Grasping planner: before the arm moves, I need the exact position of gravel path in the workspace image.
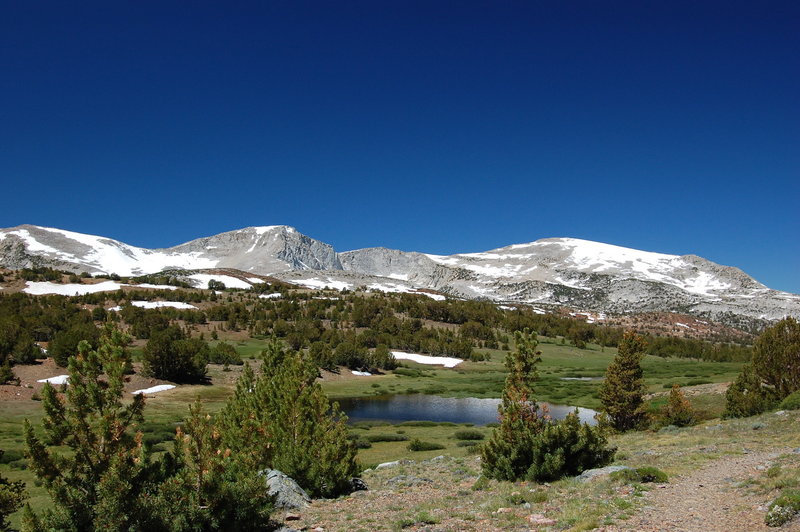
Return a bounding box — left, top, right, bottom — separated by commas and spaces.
605, 450, 800, 532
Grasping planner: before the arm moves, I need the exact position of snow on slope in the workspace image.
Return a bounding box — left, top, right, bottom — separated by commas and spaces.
23, 281, 181, 296
108, 301, 197, 311
24, 281, 127, 295
188, 273, 253, 290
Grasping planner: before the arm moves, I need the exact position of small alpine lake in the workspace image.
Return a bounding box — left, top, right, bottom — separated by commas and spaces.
337, 394, 598, 426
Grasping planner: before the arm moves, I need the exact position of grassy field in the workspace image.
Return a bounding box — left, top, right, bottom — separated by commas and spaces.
322, 338, 742, 412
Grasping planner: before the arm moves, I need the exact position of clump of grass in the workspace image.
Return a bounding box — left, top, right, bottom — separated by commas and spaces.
456, 441, 478, 448
365, 433, 409, 443
766, 489, 800, 526
611, 466, 668, 483
398, 420, 437, 427
407, 438, 445, 452
453, 429, 484, 441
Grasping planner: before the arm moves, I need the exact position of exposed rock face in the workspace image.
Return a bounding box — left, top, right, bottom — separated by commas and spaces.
1, 224, 798, 325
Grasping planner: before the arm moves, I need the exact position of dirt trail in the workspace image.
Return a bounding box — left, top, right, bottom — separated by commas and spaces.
605, 450, 800, 532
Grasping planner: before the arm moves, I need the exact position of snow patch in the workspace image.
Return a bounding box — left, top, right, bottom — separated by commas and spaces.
188, 273, 253, 290
109, 301, 197, 311
291, 278, 354, 291
130, 283, 180, 290
258, 293, 282, 299
351, 371, 372, 377
391, 351, 463, 368
24, 281, 125, 296
131, 385, 176, 395
38, 375, 69, 385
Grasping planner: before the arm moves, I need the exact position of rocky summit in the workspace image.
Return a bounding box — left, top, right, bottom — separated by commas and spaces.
1, 224, 798, 325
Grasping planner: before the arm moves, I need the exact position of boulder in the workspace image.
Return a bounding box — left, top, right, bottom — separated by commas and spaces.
575, 465, 633, 482
262, 469, 311, 509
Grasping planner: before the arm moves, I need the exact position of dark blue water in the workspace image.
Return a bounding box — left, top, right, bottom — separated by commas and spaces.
336, 394, 598, 426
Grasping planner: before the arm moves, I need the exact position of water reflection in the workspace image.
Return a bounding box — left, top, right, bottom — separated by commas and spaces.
337, 394, 598, 426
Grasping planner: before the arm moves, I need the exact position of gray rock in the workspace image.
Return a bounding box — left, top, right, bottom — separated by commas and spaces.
262, 469, 311, 509
375, 459, 414, 470
576, 465, 633, 482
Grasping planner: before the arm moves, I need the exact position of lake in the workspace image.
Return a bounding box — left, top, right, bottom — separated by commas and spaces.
337, 394, 598, 426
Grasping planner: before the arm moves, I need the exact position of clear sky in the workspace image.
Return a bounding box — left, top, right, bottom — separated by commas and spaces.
1, 1, 798, 293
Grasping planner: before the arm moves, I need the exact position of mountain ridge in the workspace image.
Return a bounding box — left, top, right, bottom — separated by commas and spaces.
1, 224, 797, 325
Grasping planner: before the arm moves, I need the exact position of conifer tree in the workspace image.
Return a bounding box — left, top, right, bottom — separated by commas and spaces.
599, 331, 649, 431
723, 363, 777, 418
751, 317, 800, 398
481, 329, 613, 481
480, 329, 545, 480
151, 402, 273, 530
0, 451, 26, 531
723, 318, 799, 418
23, 324, 153, 530
218, 338, 358, 498
662, 384, 695, 427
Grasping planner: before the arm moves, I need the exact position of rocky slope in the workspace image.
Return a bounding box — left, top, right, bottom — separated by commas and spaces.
1, 224, 798, 325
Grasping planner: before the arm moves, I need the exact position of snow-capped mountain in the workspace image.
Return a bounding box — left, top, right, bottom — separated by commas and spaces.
0, 225, 338, 276
1, 224, 797, 324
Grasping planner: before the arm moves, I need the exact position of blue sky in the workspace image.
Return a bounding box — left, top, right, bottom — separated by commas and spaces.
1, 1, 798, 292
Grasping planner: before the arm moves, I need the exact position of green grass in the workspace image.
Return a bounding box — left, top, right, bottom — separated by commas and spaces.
323, 339, 743, 410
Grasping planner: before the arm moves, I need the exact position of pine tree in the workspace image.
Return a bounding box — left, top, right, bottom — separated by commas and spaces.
218, 338, 358, 498
150, 402, 273, 530
0, 451, 26, 532
480, 329, 546, 480
723, 318, 799, 418
481, 329, 613, 481
723, 363, 777, 418
599, 331, 649, 432
751, 317, 800, 398
662, 384, 695, 427
23, 324, 153, 530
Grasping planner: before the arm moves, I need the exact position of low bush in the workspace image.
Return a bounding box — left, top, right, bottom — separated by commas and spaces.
407, 439, 445, 451
365, 433, 409, 443
780, 391, 800, 411
453, 430, 485, 441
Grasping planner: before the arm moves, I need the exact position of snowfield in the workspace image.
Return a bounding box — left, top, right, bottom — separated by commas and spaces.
391, 351, 463, 368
